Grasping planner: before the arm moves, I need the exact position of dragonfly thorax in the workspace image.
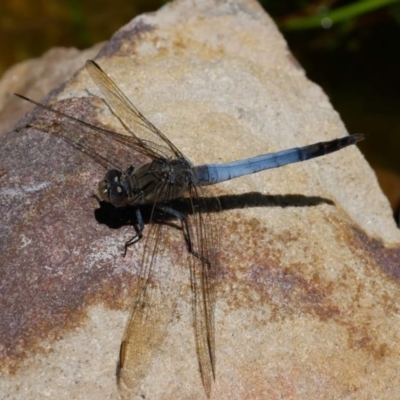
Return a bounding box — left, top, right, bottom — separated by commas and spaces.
98, 158, 195, 208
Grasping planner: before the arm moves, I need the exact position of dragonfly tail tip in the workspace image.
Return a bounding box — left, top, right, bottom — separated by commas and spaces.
352, 133, 365, 143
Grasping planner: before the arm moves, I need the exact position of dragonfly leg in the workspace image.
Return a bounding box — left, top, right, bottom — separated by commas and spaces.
123, 208, 145, 257
158, 206, 211, 267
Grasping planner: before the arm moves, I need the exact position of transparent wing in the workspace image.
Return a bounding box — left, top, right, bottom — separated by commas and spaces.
86, 60, 183, 160
118, 187, 220, 398
186, 186, 220, 397
14, 94, 157, 170
117, 208, 187, 397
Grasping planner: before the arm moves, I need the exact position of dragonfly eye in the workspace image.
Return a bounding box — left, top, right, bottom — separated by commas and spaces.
97, 169, 123, 203
104, 169, 122, 183
109, 184, 128, 207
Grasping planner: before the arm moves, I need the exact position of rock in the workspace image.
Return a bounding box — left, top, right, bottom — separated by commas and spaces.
1, 0, 399, 399
0, 46, 103, 135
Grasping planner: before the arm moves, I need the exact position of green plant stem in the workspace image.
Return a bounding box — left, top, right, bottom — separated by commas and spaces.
280, 0, 400, 30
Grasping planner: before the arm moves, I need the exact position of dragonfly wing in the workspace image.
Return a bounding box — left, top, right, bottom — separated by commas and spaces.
118, 187, 220, 398
186, 186, 220, 397
15, 94, 155, 169
118, 212, 187, 397
86, 60, 183, 160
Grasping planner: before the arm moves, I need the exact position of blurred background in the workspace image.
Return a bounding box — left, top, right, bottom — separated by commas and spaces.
0, 0, 399, 223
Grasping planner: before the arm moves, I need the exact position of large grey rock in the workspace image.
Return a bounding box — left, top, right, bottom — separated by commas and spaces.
1, 0, 399, 399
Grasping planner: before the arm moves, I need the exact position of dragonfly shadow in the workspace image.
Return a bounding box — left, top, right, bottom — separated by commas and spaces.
217, 192, 334, 211
93, 192, 335, 230
94, 199, 152, 230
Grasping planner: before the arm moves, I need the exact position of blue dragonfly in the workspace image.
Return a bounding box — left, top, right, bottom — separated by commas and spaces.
16, 60, 363, 397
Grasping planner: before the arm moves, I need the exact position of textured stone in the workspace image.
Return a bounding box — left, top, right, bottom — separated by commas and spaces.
0, 0, 399, 399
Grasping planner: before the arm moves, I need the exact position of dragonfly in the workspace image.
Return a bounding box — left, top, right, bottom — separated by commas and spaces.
15, 60, 364, 398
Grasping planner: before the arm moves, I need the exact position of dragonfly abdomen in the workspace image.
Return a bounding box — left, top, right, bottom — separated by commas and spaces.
194, 134, 364, 186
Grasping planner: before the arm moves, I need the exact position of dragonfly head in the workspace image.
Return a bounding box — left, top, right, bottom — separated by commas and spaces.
98, 169, 129, 207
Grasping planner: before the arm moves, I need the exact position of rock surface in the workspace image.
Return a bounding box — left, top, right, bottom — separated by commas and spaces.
1, 0, 400, 399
